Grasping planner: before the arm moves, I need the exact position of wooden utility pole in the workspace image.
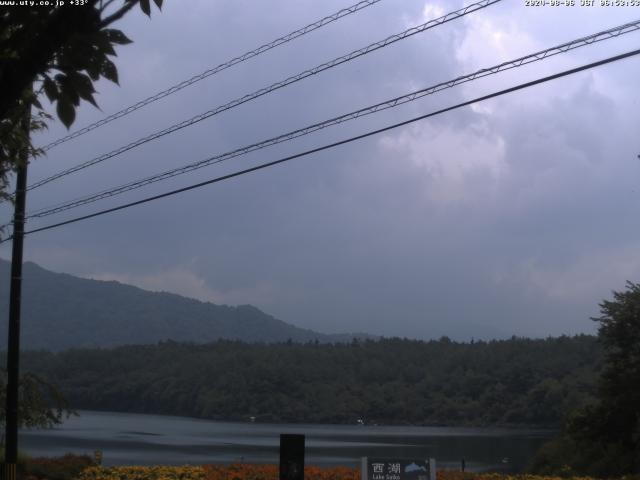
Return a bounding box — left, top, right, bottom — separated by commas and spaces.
3, 104, 30, 480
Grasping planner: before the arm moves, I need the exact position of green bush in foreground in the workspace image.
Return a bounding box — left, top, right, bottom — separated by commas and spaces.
18, 453, 96, 480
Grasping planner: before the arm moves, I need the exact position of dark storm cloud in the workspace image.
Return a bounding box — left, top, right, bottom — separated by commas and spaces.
3, 0, 640, 340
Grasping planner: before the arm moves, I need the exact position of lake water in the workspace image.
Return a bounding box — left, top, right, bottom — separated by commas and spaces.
20, 410, 553, 472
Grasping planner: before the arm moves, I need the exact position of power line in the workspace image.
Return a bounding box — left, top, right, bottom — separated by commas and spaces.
23, 19, 640, 221
27, 0, 501, 192
7, 48, 638, 242
39, 0, 386, 152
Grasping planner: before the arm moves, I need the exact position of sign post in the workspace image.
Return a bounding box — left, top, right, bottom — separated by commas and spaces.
362, 458, 436, 480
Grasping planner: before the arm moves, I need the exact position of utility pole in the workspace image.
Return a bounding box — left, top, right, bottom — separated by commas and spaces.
3, 103, 30, 480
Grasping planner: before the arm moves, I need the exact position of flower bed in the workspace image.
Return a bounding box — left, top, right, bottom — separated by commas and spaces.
77, 465, 360, 480
76, 466, 615, 480
77, 465, 206, 480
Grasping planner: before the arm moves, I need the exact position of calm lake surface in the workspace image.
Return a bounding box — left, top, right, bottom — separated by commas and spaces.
20, 411, 553, 472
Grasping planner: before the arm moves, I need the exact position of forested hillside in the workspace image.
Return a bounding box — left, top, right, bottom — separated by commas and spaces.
0, 259, 368, 349
19, 335, 601, 427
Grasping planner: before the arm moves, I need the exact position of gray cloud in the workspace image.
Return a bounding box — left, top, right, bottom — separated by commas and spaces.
3, 0, 640, 341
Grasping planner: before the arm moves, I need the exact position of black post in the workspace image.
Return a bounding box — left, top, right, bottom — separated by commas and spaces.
279, 434, 305, 480
3, 107, 30, 480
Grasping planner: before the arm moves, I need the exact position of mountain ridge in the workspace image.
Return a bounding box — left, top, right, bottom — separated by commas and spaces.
0, 259, 372, 350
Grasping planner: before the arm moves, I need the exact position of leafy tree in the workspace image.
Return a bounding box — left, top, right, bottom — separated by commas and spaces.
0, 0, 163, 203
592, 281, 640, 444
0, 370, 74, 432
530, 282, 640, 476
0, 0, 163, 430
569, 282, 640, 474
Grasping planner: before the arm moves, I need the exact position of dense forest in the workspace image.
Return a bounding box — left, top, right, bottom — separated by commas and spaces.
16, 335, 601, 427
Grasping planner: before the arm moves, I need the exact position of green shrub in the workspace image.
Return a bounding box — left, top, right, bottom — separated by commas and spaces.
19, 453, 96, 480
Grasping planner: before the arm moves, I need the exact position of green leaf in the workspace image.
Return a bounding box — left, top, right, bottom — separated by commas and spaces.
152, 0, 163, 8
76, 86, 98, 108
58, 76, 81, 107
69, 73, 98, 108
42, 76, 59, 102
99, 40, 117, 57
101, 59, 119, 84
83, 92, 99, 109
57, 39, 94, 69
56, 99, 76, 129
69, 71, 95, 95
85, 58, 101, 81
103, 29, 132, 45
92, 31, 116, 56
140, 0, 151, 16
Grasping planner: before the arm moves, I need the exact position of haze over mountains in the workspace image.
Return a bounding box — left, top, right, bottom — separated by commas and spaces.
0, 259, 370, 350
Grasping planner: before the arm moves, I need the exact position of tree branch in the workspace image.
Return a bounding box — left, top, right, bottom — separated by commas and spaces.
99, 0, 119, 12
100, 0, 139, 28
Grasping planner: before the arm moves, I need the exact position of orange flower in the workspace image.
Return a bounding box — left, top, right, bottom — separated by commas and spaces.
202, 464, 359, 480
78, 464, 606, 480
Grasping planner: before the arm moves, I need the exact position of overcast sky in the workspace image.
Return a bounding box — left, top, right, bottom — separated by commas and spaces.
2, 0, 639, 340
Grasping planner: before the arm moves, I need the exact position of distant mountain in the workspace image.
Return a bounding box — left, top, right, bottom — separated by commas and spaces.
0, 259, 371, 350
